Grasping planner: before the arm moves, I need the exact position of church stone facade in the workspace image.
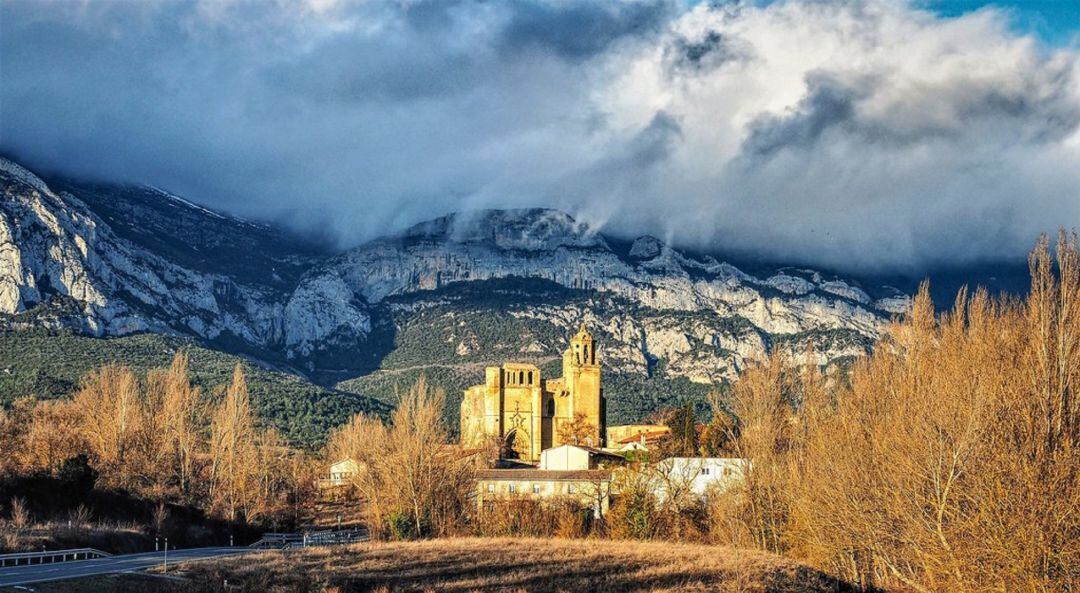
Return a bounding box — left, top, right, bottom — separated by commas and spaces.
460, 324, 606, 461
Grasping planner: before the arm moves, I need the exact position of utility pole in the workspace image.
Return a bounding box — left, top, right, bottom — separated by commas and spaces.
163, 538, 168, 573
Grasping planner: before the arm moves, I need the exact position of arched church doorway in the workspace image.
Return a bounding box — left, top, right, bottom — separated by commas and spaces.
503, 429, 531, 460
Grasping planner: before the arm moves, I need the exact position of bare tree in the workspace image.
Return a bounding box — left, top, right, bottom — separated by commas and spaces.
324, 377, 472, 539
720, 236, 1080, 592
72, 365, 143, 488
158, 352, 205, 495
557, 412, 598, 447
209, 364, 259, 522
9, 497, 30, 531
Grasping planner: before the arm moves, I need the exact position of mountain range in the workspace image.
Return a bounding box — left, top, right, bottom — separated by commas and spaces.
0, 156, 913, 443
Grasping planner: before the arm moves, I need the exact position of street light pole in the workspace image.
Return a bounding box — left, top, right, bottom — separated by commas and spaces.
163, 538, 168, 573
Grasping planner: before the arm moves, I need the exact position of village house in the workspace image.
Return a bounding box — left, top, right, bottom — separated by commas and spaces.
611, 439, 650, 453
605, 424, 670, 453
606, 424, 669, 445
654, 457, 748, 498
540, 443, 625, 470
474, 468, 613, 517
475, 444, 622, 517
319, 458, 360, 489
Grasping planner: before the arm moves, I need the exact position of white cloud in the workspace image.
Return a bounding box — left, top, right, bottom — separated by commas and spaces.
1, 0, 1078, 272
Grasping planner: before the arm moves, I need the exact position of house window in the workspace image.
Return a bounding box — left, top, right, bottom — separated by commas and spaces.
532, 484, 541, 494
701, 467, 710, 475
567, 484, 575, 494
508, 484, 516, 493
723, 468, 733, 477
487, 484, 494, 493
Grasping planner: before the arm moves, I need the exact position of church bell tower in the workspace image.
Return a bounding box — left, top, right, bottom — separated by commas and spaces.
562, 323, 604, 447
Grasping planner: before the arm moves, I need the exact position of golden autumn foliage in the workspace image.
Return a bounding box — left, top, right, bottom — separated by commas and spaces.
719, 232, 1080, 592
0, 397, 84, 474
557, 411, 598, 446
209, 364, 260, 522
152, 352, 203, 494
0, 355, 312, 528
325, 377, 473, 540
72, 365, 145, 488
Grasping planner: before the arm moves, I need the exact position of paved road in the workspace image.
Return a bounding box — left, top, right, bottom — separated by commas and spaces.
0, 547, 249, 587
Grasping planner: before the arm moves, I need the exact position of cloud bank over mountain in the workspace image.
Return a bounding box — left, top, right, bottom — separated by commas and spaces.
2, 0, 1079, 272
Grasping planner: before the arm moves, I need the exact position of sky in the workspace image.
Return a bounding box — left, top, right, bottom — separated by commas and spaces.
924, 1, 1080, 45
2, 0, 1079, 274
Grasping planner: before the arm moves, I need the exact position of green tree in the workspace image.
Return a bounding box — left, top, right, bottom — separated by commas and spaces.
661, 402, 698, 457
700, 394, 738, 456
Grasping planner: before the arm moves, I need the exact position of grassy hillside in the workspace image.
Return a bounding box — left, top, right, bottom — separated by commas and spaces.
156, 537, 857, 592
0, 330, 388, 447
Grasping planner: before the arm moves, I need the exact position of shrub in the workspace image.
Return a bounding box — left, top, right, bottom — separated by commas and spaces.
57, 454, 98, 498
386, 510, 429, 540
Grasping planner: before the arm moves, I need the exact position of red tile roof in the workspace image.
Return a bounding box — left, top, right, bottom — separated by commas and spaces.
616, 430, 669, 444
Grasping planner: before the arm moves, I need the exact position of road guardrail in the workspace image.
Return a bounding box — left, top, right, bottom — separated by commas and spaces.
249, 528, 367, 550
0, 548, 112, 567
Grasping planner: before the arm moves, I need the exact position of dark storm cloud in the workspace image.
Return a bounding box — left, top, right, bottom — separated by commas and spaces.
665, 30, 747, 74
626, 111, 683, 167
1, 0, 1078, 273
745, 62, 1080, 160
498, 1, 674, 61
744, 74, 861, 157
553, 110, 682, 210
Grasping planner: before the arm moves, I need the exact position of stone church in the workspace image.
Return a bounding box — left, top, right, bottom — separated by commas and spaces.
460, 323, 606, 461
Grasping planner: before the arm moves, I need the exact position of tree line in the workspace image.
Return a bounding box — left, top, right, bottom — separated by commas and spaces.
718, 232, 1080, 592
0, 355, 314, 528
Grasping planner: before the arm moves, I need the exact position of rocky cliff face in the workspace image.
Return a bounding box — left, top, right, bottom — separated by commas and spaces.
285, 208, 907, 381
0, 156, 908, 396
0, 158, 303, 346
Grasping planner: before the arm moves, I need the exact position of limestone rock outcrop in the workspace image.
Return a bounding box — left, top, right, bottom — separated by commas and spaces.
0, 156, 909, 387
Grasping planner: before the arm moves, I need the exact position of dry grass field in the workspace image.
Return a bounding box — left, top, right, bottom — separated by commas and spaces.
162, 537, 858, 593
7, 538, 856, 593
0, 574, 187, 593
